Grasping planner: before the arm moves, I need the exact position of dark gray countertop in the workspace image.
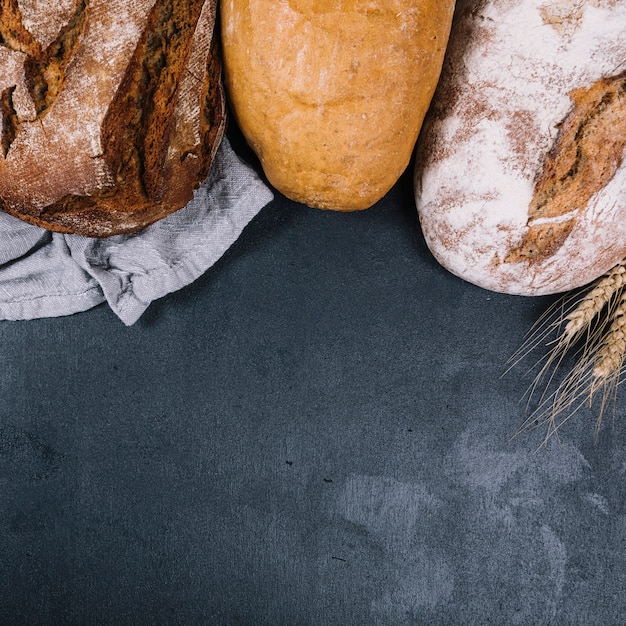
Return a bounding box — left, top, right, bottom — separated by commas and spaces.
1, 125, 625, 625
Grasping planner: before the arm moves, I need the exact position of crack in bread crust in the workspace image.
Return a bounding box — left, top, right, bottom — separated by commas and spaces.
23, 0, 89, 118
506, 71, 626, 264
99, 0, 208, 202
0, 0, 41, 56
0, 86, 19, 158
504, 219, 576, 264
1, 0, 88, 154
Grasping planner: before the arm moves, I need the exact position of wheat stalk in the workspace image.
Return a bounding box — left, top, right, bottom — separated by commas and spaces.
584, 290, 626, 436
591, 291, 626, 383
561, 261, 626, 343
512, 259, 626, 443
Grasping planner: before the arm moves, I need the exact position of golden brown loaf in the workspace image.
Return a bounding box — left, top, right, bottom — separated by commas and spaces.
0, 0, 225, 237
221, 0, 455, 211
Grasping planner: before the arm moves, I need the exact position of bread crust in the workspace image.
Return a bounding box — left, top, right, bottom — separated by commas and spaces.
0, 0, 225, 237
414, 0, 626, 296
221, 0, 455, 211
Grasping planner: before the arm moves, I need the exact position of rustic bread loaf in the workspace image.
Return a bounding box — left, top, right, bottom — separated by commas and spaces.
414, 0, 626, 295
0, 0, 225, 237
221, 0, 455, 211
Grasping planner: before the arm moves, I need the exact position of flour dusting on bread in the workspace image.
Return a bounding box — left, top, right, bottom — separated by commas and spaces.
415, 0, 626, 295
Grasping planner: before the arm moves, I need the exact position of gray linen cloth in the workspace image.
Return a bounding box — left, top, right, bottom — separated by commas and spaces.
0, 138, 273, 325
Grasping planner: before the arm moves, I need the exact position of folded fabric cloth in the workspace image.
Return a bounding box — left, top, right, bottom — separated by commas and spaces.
0, 138, 273, 325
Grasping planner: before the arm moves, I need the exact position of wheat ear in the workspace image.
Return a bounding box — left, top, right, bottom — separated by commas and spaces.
560, 261, 626, 344
586, 290, 626, 435
512, 259, 626, 442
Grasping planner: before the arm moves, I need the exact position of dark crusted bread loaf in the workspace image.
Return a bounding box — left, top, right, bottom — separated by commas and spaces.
0, 0, 225, 237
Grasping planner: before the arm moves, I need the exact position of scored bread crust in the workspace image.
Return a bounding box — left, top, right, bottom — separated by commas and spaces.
221, 0, 455, 211
414, 0, 626, 296
0, 0, 225, 237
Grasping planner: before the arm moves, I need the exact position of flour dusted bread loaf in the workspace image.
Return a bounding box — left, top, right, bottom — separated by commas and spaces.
414, 0, 626, 295
221, 0, 455, 211
0, 0, 225, 237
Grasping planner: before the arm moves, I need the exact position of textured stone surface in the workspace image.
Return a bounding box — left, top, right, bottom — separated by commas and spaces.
1, 126, 625, 625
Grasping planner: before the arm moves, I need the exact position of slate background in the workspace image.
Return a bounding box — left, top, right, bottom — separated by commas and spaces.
1, 124, 626, 625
